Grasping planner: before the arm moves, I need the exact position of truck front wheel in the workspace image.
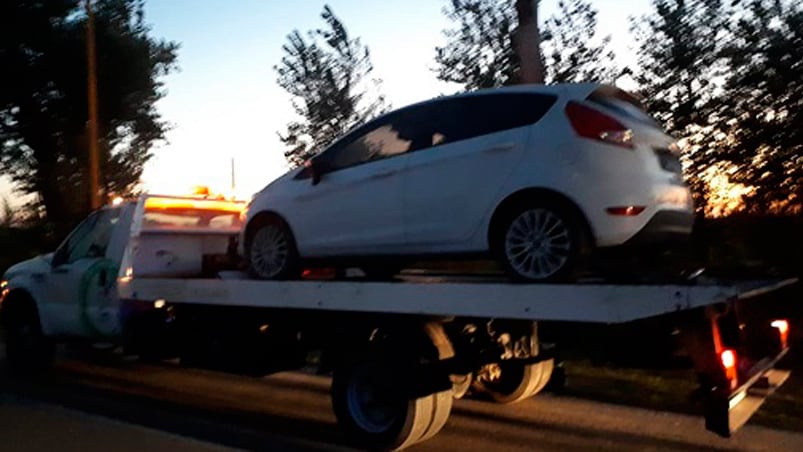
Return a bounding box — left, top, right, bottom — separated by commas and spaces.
2, 294, 54, 376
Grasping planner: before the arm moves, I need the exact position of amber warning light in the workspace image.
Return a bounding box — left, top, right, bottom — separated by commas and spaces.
144, 196, 245, 214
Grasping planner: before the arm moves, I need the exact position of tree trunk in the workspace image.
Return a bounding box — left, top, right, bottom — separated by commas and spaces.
514, 0, 545, 84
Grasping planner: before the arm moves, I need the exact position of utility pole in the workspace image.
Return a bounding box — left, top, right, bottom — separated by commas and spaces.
514, 0, 545, 84
86, 0, 101, 209
231, 157, 236, 198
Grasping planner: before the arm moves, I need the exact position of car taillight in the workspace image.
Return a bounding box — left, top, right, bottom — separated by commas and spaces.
565, 101, 634, 149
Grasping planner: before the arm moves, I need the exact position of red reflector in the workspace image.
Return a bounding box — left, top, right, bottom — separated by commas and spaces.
771, 319, 790, 348
606, 206, 646, 216
565, 101, 634, 148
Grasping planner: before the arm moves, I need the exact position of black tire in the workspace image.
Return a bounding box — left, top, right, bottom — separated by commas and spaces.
246, 217, 301, 280
450, 373, 472, 399
331, 322, 454, 450
472, 359, 554, 404
494, 200, 590, 283
3, 298, 54, 376
471, 321, 553, 404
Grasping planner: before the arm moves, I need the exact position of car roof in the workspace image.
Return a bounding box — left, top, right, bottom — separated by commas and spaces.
392, 82, 605, 114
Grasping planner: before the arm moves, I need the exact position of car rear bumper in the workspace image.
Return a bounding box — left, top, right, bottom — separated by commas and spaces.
622, 210, 694, 246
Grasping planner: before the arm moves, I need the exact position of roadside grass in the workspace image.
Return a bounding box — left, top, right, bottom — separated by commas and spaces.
557, 359, 803, 432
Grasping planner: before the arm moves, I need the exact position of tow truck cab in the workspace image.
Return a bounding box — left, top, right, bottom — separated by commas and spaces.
0, 194, 245, 341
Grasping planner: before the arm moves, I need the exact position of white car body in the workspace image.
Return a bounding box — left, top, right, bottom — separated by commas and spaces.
243, 83, 693, 265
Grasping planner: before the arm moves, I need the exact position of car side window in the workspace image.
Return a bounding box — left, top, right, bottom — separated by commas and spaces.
427, 93, 557, 147
318, 106, 431, 172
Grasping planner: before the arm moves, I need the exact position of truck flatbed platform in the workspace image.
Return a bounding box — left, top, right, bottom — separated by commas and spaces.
119, 274, 797, 323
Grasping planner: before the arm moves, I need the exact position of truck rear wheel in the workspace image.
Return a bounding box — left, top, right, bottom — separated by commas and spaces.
473, 359, 554, 404
331, 322, 454, 450
472, 320, 554, 404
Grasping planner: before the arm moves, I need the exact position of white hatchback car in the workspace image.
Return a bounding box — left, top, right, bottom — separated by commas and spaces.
243, 83, 694, 282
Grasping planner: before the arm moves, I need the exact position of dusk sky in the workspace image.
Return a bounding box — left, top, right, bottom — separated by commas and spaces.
1, 0, 652, 206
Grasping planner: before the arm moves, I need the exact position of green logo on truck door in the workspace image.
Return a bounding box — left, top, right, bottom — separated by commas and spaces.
79, 259, 120, 339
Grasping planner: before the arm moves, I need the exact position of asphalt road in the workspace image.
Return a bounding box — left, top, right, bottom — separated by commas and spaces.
1, 354, 802, 452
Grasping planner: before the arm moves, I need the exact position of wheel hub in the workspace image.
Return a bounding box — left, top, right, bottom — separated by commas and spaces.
504, 208, 572, 280
250, 225, 290, 279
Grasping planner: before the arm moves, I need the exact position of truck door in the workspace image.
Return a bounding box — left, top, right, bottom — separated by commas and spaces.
47, 206, 123, 338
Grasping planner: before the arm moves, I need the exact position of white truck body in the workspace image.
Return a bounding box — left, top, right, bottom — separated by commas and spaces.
0, 194, 794, 450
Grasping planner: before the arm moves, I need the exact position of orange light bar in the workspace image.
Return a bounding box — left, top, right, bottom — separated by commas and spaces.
771, 319, 790, 349
144, 197, 245, 214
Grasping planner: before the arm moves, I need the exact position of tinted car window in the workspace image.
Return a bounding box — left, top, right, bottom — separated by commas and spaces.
319, 106, 430, 172
426, 93, 557, 147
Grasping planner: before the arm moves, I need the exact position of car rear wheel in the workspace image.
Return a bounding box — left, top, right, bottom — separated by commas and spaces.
496, 202, 590, 282
247, 219, 300, 280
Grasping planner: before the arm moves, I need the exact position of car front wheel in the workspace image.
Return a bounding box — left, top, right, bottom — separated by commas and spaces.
247, 219, 300, 280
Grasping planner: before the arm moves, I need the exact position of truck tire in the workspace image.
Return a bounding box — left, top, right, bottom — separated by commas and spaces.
473, 359, 554, 404
2, 294, 54, 376
451, 373, 472, 399
331, 322, 454, 450
472, 320, 554, 404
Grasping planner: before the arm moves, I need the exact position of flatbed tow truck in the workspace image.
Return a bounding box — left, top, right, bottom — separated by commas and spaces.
1, 194, 795, 450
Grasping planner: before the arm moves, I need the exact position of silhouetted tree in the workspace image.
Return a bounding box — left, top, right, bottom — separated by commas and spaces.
0, 0, 178, 231
718, 0, 803, 214
0, 197, 13, 228
434, 0, 617, 91
631, 0, 728, 214
275, 5, 387, 168
634, 0, 802, 216
542, 0, 618, 83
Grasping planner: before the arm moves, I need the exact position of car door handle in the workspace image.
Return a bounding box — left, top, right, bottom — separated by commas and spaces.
482, 143, 517, 154
52, 267, 69, 274
370, 170, 397, 180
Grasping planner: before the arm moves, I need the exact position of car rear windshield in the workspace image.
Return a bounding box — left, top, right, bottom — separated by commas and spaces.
587, 88, 661, 128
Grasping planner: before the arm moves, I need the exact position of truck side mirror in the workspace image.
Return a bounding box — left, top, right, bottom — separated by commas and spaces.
51, 246, 68, 268
308, 159, 324, 186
